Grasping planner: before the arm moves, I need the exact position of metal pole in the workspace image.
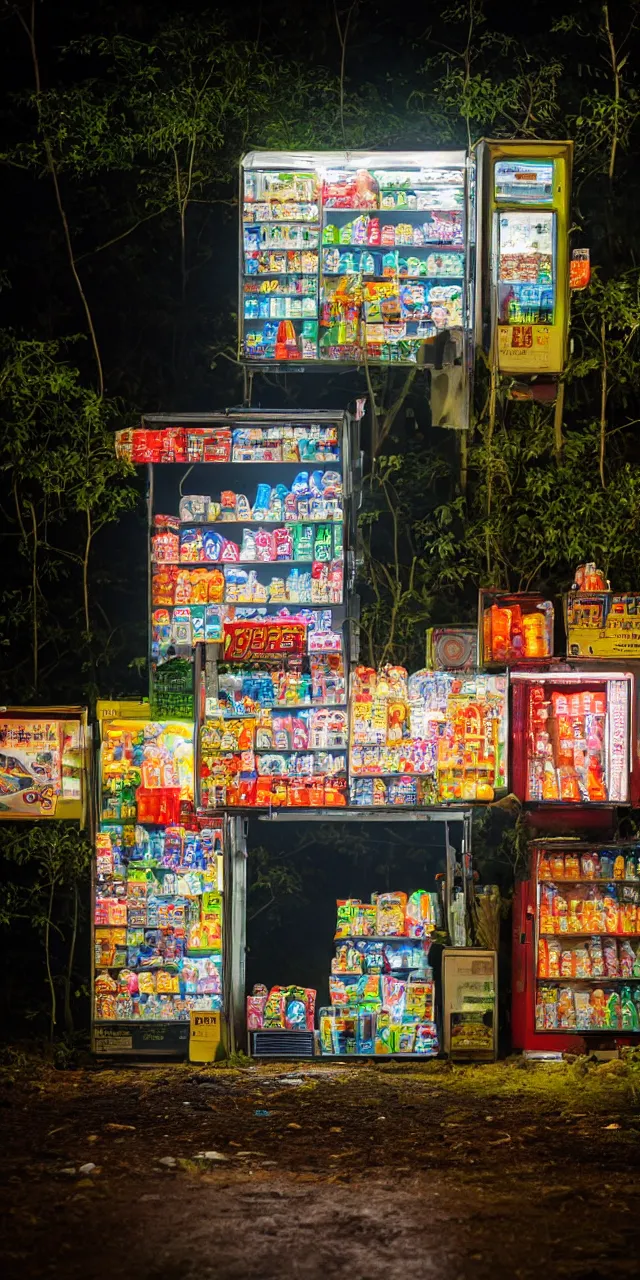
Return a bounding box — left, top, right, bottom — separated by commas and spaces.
227, 815, 248, 1053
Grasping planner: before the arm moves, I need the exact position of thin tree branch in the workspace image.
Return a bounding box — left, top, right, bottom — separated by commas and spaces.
17, 2, 104, 397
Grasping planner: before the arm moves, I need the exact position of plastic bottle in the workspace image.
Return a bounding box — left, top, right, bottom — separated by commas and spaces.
522, 611, 547, 658
489, 605, 511, 663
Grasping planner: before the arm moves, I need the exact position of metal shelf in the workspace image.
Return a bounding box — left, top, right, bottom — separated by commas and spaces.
540, 879, 640, 886
540, 932, 640, 939
536, 976, 640, 983
333, 935, 432, 943
177, 519, 342, 528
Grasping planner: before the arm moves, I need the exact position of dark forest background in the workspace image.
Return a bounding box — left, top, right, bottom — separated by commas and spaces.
1, 0, 640, 1046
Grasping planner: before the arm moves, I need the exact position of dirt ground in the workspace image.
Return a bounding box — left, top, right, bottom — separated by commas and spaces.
1, 1053, 640, 1280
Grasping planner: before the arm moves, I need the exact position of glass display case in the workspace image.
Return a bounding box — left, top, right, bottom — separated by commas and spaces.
479, 590, 554, 666
510, 671, 632, 805
497, 210, 554, 328
512, 841, 640, 1047
240, 150, 472, 371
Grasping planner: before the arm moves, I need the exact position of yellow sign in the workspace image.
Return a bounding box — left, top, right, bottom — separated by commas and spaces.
565, 592, 640, 658
189, 1011, 222, 1063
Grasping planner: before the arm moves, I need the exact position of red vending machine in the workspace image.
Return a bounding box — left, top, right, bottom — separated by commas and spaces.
512, 840, 640, 1052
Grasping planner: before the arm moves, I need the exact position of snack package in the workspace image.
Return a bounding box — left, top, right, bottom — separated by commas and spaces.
603, 938, 620, 977
619, 940, 636, 978
263, 987, 287, 1029
547, 938, 562, 978
405, 889, 435, 938
557, 986, 576, 1029
335, 899, 359, 938
376, 891, 407, 936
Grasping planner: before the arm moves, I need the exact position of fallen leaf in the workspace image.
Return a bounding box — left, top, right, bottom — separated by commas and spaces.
195, 1151, 229, 1162
287, 1122, 302, 1130
158, 1156, 176, 1167
487, 1135, 511, 1146
78, 1163, 97, 1175
604, 1123, 621, 1130
329, 1126, 342, 1133
104, 1123, 136, 1132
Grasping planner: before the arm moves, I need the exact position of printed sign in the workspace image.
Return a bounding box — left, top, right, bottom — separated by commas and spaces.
189, 1010, 222, 1063
223, 621, 307, 660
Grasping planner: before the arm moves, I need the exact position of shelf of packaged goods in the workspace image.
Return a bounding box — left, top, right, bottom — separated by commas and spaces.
253, 775, 347, 783
244, 311, 319, 319
221, 600, 343, 608
176, 520, 343, 530
255, 747, 347, 755
322, 261, 462, 273
320, 1051, 439, 1059
210, 704, 347, 717
94, 1019, 191, 1026
334, 935, 432, 943
364, 273, 463, 282
243, 218, 320, 226
537, 976, 640, 983
155, 558, 343, 569
324, 207, 463, 216
539, 879, 640, 887
540, 932, 640, 939
96, 959, 222, 971
244, 274, 318, 281
350, 770, 456, 780
104, 865, 219, 875
533, 1028, 635, 1036
333, 969, 432, 978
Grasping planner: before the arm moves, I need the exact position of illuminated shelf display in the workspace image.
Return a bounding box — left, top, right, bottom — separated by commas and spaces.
349, 665, 508, 807
240, 150, 471, 368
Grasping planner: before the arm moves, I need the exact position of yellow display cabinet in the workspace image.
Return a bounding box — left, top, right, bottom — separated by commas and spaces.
475, 140, 573, 376
0, 706, 89, 822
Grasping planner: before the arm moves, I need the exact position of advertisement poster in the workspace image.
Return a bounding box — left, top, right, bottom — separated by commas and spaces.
0, 718, 83, 818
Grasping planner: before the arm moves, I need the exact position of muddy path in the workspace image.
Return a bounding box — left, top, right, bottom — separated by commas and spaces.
1, 1057, 640, 1279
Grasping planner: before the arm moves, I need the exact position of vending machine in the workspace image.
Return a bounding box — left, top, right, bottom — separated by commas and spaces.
512, 840, 640, 1053
475, 139, 573, 379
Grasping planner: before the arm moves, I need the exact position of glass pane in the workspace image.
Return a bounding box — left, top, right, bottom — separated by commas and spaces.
497, 211, 555, 326
494, 159, 554, 203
